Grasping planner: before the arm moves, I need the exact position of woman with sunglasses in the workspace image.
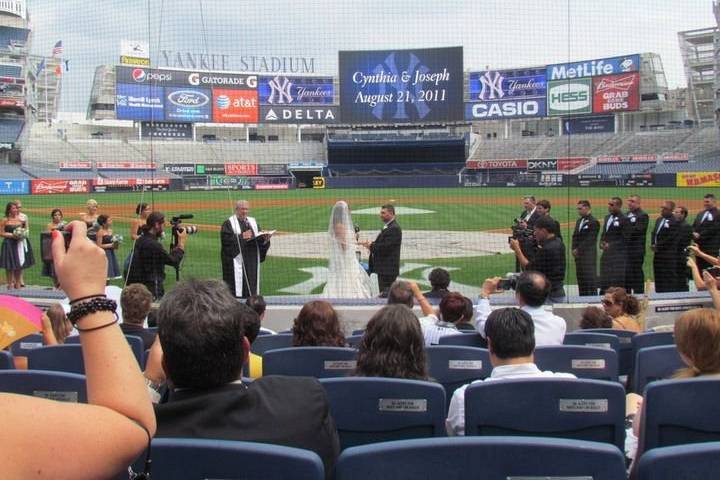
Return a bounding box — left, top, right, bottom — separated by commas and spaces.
601, 287, 642, 332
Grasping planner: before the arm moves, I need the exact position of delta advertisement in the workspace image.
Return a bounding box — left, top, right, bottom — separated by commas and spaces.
676, 172, 720, 187
339, 47, 464, 123
466, 67, 547, 120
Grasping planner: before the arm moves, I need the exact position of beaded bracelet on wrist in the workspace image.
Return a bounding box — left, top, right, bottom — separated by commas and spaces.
67, 297, 117, 325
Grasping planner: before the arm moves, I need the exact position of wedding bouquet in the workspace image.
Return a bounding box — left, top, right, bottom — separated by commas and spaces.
12, 226, 27, 240
111, 234, 124, 248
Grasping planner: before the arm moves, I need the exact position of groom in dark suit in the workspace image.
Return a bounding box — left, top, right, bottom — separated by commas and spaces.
363, 204, 402, 297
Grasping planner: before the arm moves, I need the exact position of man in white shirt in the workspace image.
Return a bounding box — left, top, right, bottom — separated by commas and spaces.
446, 307, 575, 436
475, 271, 566, 346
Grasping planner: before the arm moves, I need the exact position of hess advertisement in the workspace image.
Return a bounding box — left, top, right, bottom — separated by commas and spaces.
547, 79, 592, 116
339, 47, 463, 123
592, 72, 640, 113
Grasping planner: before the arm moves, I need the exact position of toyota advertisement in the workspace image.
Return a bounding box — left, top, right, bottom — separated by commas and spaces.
339, 47, 464, 123
592, 72, 640, 113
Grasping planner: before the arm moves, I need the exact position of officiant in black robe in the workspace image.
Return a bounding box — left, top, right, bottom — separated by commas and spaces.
220, 200, 271, 298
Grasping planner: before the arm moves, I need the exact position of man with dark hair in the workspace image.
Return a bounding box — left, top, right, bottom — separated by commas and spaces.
362, 204, 402, 297
424, 267, 451, 299
624, 194, 649, 294
126, 211, 186, 300
572, 200, 599, 296
692, 193, 720, 272
673, 205, 693, 292
475, 271, 566, 346
599, 197, 627, 294
651, 201, 679, 293
119, 283, 156, 350
245, 294, 267, 378
510, 215, 566, 301
152, 279, 340, 473
418, 292, 469, 346
446, 307, 575, 435
535, 199, 562, 239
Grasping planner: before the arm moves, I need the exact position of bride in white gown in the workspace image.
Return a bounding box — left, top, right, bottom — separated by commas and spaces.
322, 201, 375, 298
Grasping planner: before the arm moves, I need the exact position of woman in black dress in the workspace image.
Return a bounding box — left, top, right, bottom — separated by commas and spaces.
0, 202, 34, 289
96, 214, 121, 279
42, 208, 65, 286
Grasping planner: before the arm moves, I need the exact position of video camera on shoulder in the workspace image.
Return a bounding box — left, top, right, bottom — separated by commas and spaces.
509, 218, 533, 244
170, 214, 199, 235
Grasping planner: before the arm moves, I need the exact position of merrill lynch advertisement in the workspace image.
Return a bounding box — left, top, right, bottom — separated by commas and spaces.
116, 84, 164, 121
546, 54, 640, 81
339, 47, 463, 123
466, 67, 546, 120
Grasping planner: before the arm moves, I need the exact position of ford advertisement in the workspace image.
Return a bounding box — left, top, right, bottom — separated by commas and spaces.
164, 87, 212, 121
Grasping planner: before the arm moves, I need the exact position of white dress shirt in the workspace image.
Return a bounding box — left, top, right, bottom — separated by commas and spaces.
474, 297, 566, 346
445, 363, 576, 436
419, 314, 458, 346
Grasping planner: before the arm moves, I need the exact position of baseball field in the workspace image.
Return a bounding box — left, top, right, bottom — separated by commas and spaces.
14, 186, 717, 296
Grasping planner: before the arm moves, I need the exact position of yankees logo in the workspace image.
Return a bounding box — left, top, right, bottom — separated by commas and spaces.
268, 76, 294, 104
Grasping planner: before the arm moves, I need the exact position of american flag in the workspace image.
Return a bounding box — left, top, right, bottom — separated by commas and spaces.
51, 40, 63, 57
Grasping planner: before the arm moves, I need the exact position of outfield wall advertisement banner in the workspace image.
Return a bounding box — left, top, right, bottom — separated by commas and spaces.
562, 116, 614, 135
466, 68, 546, 120
96, 162, 156, 170
592, 72, 640, 113
466, 159, 528, 169
258, 76, 334, 104
59, 162, 92, 170
0, 180, 28, 195
546, 54, 640, 81
527, 159, 557, 171
677, 172, 720, 187
339, 47, 464, 123
547, 79, 592, 116
224, 163, 258, 176
31, 179, 90, 194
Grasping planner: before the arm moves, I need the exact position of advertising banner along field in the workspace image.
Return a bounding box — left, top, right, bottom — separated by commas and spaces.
677, 172, 720, 187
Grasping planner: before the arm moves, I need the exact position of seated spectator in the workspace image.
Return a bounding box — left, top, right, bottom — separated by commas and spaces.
354, 304, 428, 380
456, 296, 476, 331
419, 292, 470, 345
44, 303, 73, 344
244, 295, 264, 378
602, 287, 642, 332
476, 271, 567, 346
424, 268, 451, 299
292, 300, 345, 347
626, 308, 720, 464
446, 307, 575, 436
388, 280, 435, 320
119, 283, 156, 350
579, 306, 613, 330
3, 220, 156, 478
150, 279, 340, 475
247, 294, 275, 335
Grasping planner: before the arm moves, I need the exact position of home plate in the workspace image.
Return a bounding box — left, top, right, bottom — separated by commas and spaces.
269, 230, 513, 259
353, 207, 434, 215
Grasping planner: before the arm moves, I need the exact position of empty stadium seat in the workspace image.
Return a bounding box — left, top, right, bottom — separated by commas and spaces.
464, 377, 625, 450
631, 345, 685, 394
631, 331, 674, 358
425, 346, 491, 402
320, 377, 446, 450
10, 333, 44, 356
345, 334, 363, 348
534, 345, 618, 381
130, 438, 324, 480
584, 328, 635, 376
639, 378, 720, 454
563, 332, 621, 356
65, 334, 144, 367
0, 370, 87, 402
263, 347, 357, 378
0, 350, 14, 369
335, 436, 626, 480
27, 344, 85, 374
437, 333, 487, 348
250, 333, 293, 355
636, 441, 720, 480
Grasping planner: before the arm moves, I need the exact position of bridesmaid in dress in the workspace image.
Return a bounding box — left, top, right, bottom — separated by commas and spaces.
96, 214, 121, 280
0, 202, 33, 289
42, 208, 65, 286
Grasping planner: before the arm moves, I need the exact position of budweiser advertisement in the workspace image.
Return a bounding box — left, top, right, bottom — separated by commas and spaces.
557, 157, 589, 171
592, 72, 640, 113
224, 163, 258, 176
96, 162, 157, 170
466, 159, 528, 169
31, 179, 90, 194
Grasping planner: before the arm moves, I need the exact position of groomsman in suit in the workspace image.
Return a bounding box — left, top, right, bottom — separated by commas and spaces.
673, 205, 694, 292
692, 193, 720, 272
624, 194, 649, 294
651, 201, 679, 293
515, 196, 540, 272
572, 200, 599, 296
599, 197, 628, 294
362, 204, 402, 297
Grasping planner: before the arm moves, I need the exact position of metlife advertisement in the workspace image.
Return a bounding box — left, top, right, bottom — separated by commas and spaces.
546, 54, 640, 81
465, 67, 547, 120
339, 47, 463, 123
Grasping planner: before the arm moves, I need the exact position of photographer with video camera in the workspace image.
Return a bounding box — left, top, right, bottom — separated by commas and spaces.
511, 195, 539, 272
126, 211, 187, 300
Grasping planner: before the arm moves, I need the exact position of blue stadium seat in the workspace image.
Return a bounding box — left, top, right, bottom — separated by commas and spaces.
639, 378, 720, 454
263, 347, 357, 378
250, 333, 293, 355
464, 377, 625, 450
0, 370, 87, 402
584, 328, 636, 376
131, 438, 324, 480
0, 350, 14, 369
335, 436, 626, 480
351, 329, 365, 335
10, 333, 44, 356
631, 345, 685, 394
65, 334, 144, 367
345, 334, 363, 348
534, 345, 619, 381
437, 332, 487, 348
631, 331, 674, 359
320, 377, 446, 450
563, 332, 621, 367
27, 344, 85, 374
425, 346, 491, 402
636, 442, 720, 480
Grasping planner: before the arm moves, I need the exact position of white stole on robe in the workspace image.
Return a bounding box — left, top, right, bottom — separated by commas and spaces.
228, 215, 260, 297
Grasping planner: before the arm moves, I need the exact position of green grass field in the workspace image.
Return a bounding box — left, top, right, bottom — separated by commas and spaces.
13, 186, 718, 296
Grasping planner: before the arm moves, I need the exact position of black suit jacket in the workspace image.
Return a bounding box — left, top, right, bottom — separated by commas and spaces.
572, 215, 599, 262
369, 219, 402, 276
626, 209, 649, 254
651, 216, 678, 260
155, 376, 340, 476
693, 207, 720, 253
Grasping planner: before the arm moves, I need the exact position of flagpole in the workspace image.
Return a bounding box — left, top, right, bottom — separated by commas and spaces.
44, 62, 48, 125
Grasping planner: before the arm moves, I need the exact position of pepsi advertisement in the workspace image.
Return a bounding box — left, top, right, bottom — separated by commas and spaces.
339, 47, 463, 123
116, 83, 165, 121
164, 87, 212, 121
258, 76, 334, 105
